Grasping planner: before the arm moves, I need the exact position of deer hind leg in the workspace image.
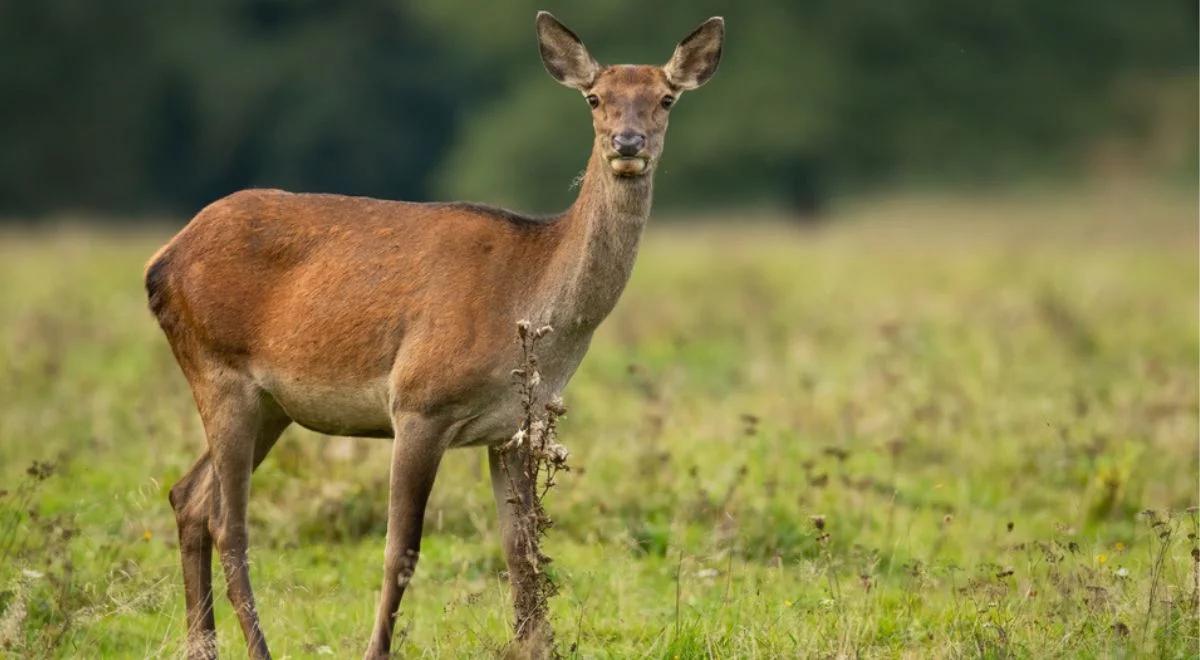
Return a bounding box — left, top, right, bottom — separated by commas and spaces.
185, 373, 289, 660
170, 451, 218, 660
171, 395, 289, 660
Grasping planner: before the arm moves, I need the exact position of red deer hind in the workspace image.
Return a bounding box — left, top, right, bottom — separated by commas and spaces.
145, 11, 723, 659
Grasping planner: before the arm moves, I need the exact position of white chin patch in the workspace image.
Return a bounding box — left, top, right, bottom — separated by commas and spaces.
609, 157, 647, 176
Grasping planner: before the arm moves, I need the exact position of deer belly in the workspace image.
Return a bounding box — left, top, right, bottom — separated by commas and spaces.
259, 374, 394, 438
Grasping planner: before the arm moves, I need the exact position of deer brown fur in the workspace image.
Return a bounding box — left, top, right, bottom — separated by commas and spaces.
146, 11, 723, 659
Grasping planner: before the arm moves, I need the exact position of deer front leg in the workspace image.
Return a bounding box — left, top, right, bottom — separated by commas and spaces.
364, 412, 445, 659
488, 446, 552, 655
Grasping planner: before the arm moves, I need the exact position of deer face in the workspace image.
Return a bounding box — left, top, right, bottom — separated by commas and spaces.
536, 12, 724, 178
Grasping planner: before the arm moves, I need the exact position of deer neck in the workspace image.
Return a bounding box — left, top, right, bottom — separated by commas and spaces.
541, 146, 653, 332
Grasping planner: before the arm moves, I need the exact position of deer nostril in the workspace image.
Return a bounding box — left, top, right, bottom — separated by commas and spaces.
612, 132, 646, 157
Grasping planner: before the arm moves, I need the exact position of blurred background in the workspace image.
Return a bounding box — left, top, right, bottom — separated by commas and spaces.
0, 0, 1195, 219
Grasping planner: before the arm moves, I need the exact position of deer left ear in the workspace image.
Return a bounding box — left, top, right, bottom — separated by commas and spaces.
663, 17, 724, 91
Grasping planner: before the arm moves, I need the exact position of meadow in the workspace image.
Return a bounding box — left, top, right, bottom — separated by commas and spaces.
0, 186, 1196, 658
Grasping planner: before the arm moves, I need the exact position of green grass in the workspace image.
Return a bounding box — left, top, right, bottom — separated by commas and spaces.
1, 186, 1197, 658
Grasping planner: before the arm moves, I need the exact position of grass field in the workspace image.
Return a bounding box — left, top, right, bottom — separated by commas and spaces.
1, 186, 1197, 658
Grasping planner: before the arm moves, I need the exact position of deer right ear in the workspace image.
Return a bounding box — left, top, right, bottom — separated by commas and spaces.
536, 11, 600, 91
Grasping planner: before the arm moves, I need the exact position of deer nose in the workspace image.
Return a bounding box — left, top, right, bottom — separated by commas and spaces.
612, 132, 646, 157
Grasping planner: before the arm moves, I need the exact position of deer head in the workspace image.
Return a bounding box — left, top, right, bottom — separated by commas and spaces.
536, 11, 724, 178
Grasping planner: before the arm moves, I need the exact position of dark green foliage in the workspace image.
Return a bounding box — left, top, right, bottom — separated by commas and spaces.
0, 1, 1194, 217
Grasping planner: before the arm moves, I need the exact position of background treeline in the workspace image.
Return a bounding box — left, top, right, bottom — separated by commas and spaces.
0, 0, 1194, 218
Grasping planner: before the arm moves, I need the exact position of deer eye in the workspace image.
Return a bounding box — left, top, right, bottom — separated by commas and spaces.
585, 94, 600, 109
661, 95, 675, 110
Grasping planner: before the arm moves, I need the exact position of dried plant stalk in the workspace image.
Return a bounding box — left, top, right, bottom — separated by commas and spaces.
499, 320, 570, 657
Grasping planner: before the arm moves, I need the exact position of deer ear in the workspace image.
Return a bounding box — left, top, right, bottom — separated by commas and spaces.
663, 17, 724, 91
536, 11, 600, 91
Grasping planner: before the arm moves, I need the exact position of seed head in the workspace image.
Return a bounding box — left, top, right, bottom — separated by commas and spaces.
545, 396, 567, 416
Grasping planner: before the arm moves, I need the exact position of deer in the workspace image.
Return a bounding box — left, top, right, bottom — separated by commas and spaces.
145, 11, 723, 659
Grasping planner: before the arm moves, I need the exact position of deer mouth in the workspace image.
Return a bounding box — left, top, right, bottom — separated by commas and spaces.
609, 156, 649, 176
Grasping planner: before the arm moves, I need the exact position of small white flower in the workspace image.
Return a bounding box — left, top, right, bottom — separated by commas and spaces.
696, 568, 719, 579
316, 645, 334, 655
1114, 567, 1129, 578
508, 429, 526, 448
20, 569, 43, 580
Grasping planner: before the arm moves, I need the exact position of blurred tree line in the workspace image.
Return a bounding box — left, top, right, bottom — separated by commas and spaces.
0, 0, 1194, 218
